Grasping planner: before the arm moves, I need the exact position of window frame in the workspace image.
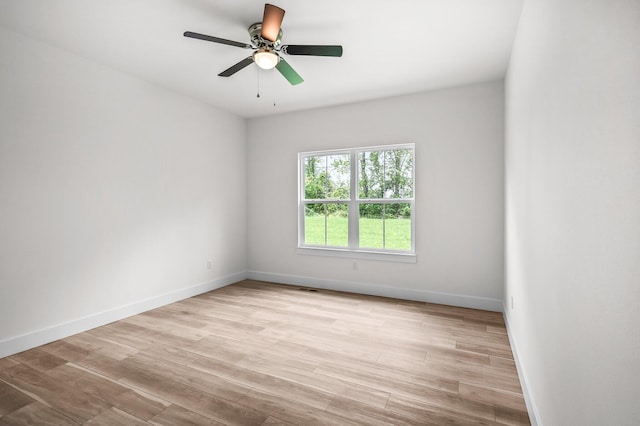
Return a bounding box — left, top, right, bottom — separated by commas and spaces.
297, 143, 416, 263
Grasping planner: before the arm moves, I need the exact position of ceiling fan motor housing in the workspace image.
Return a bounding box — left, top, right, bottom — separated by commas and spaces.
249, 22, 282, 49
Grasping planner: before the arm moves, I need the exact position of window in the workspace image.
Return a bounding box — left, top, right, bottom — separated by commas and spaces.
298, 144, 415, 262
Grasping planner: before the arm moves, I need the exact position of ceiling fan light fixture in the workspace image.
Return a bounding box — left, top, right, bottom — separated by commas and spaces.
253, 49, 279, 70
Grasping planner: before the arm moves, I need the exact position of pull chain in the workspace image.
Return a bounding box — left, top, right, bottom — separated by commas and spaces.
272, 69, 276, 107
256, 67, 260, 98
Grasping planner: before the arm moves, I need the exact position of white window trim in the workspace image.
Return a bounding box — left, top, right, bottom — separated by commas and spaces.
298, 143, 416, 263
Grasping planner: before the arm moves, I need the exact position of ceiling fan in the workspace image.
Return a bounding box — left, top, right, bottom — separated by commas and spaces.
184, 3, 343, 85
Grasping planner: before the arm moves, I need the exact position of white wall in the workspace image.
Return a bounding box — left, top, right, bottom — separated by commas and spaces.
0, 27, 248, 356
247, 81, 505, 310
505, 0, 640, 424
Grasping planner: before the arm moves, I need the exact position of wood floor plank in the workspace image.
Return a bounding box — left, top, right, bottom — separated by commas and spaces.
425, 345, 492, 366
304, 346, 460, 396
314, 361, 460, 400
326, 395, 418, 426
386, 388, 497, 423
119, 353, 251, 405
0, 379, 35, 416
64, 332, 139, 361
84, 407, 151, 425
458, 382, 528, 412
236, 355, 391, 409
72, 352, 138, 381
0, 364, 111, 424
0, 357, 20, 371
489, 355, 518, 372
377, 355, 524, 395
260, 415, 297, 425
385, 393, 501, 426
117, 362, 268, 425
9, 348, 67, 372
87, 324, 155, 353
456, 341, 516, 359
0, 280, 530, 425
46, 363, 167, 420
495, 405, 531, 426
188, 355, 336, 412
149, 404, 225, 426
39, 340, 92, 363
0, 401, 78, 426
234, 388, 359, 426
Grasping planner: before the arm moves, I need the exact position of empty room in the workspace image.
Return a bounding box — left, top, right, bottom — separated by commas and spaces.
0, 0, 638, 425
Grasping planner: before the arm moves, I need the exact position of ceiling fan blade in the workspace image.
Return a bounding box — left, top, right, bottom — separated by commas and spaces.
184, 31, 252, 49
261, 4, 285, 42
219, 57, 254, 77
275, 58, 303, 85
281, 45, 343, 57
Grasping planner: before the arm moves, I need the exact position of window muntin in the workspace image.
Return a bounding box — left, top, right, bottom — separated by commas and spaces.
299, 144, 415, 256
303, 154, 350, 200
304, 203, 348, 247
359, 203, 412, 251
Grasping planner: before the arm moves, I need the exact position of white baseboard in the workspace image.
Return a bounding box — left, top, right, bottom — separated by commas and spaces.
0, 271, 248, 358
247, 270, 503, 312
503, 305, 541, 426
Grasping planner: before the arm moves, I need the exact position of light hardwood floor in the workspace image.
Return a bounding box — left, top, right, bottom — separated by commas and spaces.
0, 280, 530, 425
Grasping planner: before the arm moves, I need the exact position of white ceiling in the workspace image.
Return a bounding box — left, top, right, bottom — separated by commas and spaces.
0, 0, 523, 118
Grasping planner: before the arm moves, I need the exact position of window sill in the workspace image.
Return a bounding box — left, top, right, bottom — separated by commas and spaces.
296, 247, 416, 263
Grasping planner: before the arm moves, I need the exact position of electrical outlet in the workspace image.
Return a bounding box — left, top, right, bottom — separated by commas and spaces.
353, 262, 358, 270
511, 296, 514, 310
207, 260, 212, 269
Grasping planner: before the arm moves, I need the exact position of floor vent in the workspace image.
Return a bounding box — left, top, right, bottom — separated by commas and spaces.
299, 288, 318, 292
